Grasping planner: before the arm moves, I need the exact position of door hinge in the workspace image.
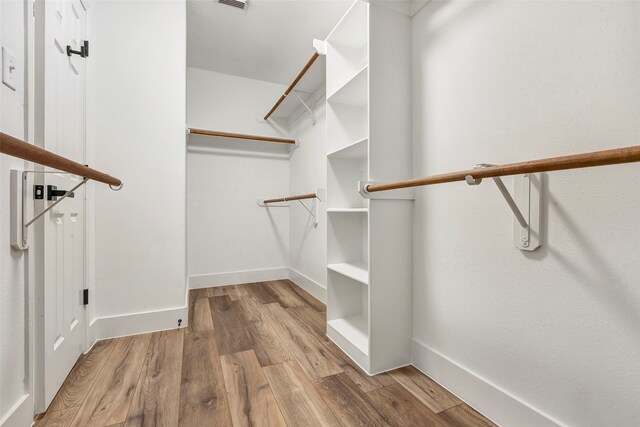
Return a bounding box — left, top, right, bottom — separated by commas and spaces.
83, 289, 89, 305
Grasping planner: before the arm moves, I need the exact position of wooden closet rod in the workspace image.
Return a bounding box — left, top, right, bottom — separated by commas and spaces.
1, 132, 122, 187
364, 145, 640, 193
264, 192, 317, 204
188, 128, 296, 145
264, 51, 320, 121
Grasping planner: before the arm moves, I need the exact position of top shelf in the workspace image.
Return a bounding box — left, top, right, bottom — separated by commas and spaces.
326, 1, 368, 51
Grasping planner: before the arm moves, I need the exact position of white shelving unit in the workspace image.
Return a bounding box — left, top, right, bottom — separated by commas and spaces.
325, 0, 413, 374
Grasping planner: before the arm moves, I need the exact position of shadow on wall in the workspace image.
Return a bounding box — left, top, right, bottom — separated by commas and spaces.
290, 201, 318, 265
265, 207, 288, 257
542, 178, 640, 346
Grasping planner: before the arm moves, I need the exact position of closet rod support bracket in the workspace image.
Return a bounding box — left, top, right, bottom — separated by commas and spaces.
293, 92, 316, 125
358, 180, 415, 200
10, 170, 89, 251
467, 164, 542, 251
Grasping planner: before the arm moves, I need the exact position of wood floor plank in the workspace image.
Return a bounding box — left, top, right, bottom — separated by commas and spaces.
71, 333, 153, 426
286, 306, 326, 337
229, 284, 250, 301
188, 289, 208, 329
438, 404, 497, 427
209, 285, 247, 301
263, 361, 341, 427
314, 372, 389, 427
389, 366, 461, 413
124, 329, 184, 426
237, 298, 294, 367
179, 331, 232, 427
264, 280, 305, 308
243, 282, 279, 305
367, 383, 447, 427
190, 297, 214, 333
34, 406, 80, 427
260, 303, 342, 380
47, 339, 116, 412
209, 295, 254, 355
372, 372, 396, 387
281, 280, 326, 312
208, 286, 230, 297
315, 333, 388, 394
220, 350, 286, 427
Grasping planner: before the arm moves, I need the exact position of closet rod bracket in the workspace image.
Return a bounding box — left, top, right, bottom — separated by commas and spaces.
466, 164, 542, 251
10, 170, 89, 251
359, 180, 415, 200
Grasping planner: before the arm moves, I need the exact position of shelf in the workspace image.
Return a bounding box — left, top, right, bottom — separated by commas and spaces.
327, 208, 368, 214
328, 262, 369, 285
326, 102, 368, 153
326, 0, 368, 51
327, 137, 368, 160
327, 65, 368, 107
327, 315, 369, 356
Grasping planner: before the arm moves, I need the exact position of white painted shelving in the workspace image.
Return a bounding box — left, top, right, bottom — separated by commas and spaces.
325, 0, 413, 374
327, 262, 369, 285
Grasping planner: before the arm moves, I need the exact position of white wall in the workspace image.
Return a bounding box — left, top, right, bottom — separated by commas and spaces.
288, 91, 328, 301
412, 1, 640, 426
90, 1, 187, 332
187, 68, 290, 286
188, 67, 291, 139
0, 0, 31, 425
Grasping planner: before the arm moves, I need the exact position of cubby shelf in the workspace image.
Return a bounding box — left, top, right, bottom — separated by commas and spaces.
327, 137, 368, 159
327, 65, 368, 107
328, 262, 369, 285
327, 315, 369, 356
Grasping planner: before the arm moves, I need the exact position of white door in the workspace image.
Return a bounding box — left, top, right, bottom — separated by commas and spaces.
37, 0, 88, 409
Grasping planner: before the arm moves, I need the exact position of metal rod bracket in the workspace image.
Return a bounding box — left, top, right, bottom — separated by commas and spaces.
359, 180, 415, 200
467, 164, 541, 251
292, 91, 316, 125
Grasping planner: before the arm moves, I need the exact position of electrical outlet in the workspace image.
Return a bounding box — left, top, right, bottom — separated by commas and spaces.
2, 46, 18, 91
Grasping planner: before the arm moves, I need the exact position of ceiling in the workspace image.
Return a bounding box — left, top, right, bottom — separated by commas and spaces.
187, 0, 353, 90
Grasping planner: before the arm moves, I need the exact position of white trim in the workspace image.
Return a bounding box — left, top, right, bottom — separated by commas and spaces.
0, 394, 33, 427
288, 268, 326, 303
411, 339, 564, 427
188, 268, 289, 289
92, 306, 188, 340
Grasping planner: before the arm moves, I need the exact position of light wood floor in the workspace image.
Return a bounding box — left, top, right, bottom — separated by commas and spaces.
35, 280, 495, 427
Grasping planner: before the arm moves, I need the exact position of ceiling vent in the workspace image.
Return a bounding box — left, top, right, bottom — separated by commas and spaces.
219, 0, 248, 10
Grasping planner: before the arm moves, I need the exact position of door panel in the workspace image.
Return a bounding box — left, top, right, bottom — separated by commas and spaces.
40, 0, 88, 408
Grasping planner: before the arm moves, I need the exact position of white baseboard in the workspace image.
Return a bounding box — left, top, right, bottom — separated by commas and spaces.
411, 339, 563, 427
188, 267, 289, 289
92, 305, 188, 341
0, 394, 32, 427
288, 268, 326, 303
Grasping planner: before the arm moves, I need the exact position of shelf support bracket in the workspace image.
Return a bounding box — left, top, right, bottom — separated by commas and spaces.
465, 164, 542, 251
